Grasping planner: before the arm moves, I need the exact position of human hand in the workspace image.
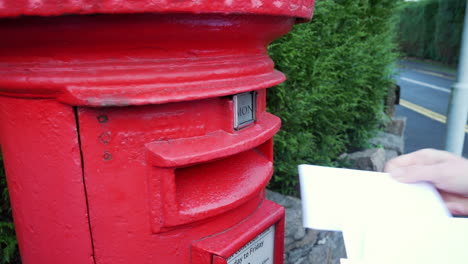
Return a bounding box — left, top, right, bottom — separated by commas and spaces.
384, 148, 468, 216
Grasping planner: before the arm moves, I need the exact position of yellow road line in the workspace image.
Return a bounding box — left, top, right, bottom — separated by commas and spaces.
399, 99, 468, 134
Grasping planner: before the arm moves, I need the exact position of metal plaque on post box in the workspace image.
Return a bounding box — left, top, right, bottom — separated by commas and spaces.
227, 225, 275, 264
233, 91, 256, 130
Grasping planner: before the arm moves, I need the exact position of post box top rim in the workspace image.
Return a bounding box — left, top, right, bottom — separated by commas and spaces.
0, 0, 315, 21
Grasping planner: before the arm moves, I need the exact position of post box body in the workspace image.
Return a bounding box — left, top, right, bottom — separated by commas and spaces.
0, 2, 314, 264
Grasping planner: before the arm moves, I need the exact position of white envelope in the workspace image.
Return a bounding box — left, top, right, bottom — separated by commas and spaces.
298, 164, 467, 264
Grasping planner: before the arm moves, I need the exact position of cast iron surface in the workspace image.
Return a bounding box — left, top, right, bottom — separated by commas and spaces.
0, 0, 315, 21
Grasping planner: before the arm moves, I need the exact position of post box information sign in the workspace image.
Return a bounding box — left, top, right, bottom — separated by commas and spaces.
227, 226, 275, 264
233, 91, 256, 130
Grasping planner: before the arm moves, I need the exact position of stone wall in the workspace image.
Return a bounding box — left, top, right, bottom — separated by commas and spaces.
266, 190, 347, 264
342, 116, 406, 172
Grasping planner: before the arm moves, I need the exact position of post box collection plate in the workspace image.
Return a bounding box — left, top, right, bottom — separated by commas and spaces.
227, 225, 275, 264
234, 91, 257, 130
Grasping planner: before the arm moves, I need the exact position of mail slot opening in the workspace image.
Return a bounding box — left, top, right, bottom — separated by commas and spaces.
174, 140, 273, 220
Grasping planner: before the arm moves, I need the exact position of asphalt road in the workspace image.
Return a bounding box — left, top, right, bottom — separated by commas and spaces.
395, 61, 468, 157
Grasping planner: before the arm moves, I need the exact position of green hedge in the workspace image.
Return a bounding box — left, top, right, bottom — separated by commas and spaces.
399, 0, 466, 65
0, 153, 19, 264
267, 0, 399, 195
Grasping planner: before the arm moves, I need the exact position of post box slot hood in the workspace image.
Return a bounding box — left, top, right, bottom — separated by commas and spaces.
145, 112, 280, 168
150, 143, 273, 230
146, 112, 279, 231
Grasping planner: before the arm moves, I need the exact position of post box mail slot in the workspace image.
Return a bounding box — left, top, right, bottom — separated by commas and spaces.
146, 111, 280, 232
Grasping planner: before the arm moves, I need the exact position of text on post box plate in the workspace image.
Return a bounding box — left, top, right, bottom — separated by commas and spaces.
227, 225, 275, 264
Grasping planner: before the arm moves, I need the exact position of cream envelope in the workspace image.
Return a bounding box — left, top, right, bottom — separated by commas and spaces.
298, 164, 465, 264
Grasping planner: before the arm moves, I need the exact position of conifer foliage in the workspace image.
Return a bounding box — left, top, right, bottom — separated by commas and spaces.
399, 0, 466, 65
1, 153, 19, 264
268, 0, 399, 195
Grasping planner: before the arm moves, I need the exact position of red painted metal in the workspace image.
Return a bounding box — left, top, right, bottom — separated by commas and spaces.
0, 0, 314, 21
0, 98, 94, 264
0, 14, 294, 106
0, 1, 314, 263
192, 199, 285, 264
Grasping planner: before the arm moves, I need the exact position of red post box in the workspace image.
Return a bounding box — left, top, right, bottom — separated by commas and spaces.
0, 2, 314, 263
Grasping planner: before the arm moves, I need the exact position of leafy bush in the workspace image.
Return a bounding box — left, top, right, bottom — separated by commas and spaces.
398, 0, 466, 65
0, 154, 19, 264
267, 0, 398, 195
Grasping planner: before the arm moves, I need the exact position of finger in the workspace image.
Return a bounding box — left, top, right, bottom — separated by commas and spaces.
440, 192, 468, 216
440, 191, 465, 202
388, 164, 440, 184
384, 148, 456, 172
392, 160, 468, 196
446, 201, 468, 216
429, 160, 468, 196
